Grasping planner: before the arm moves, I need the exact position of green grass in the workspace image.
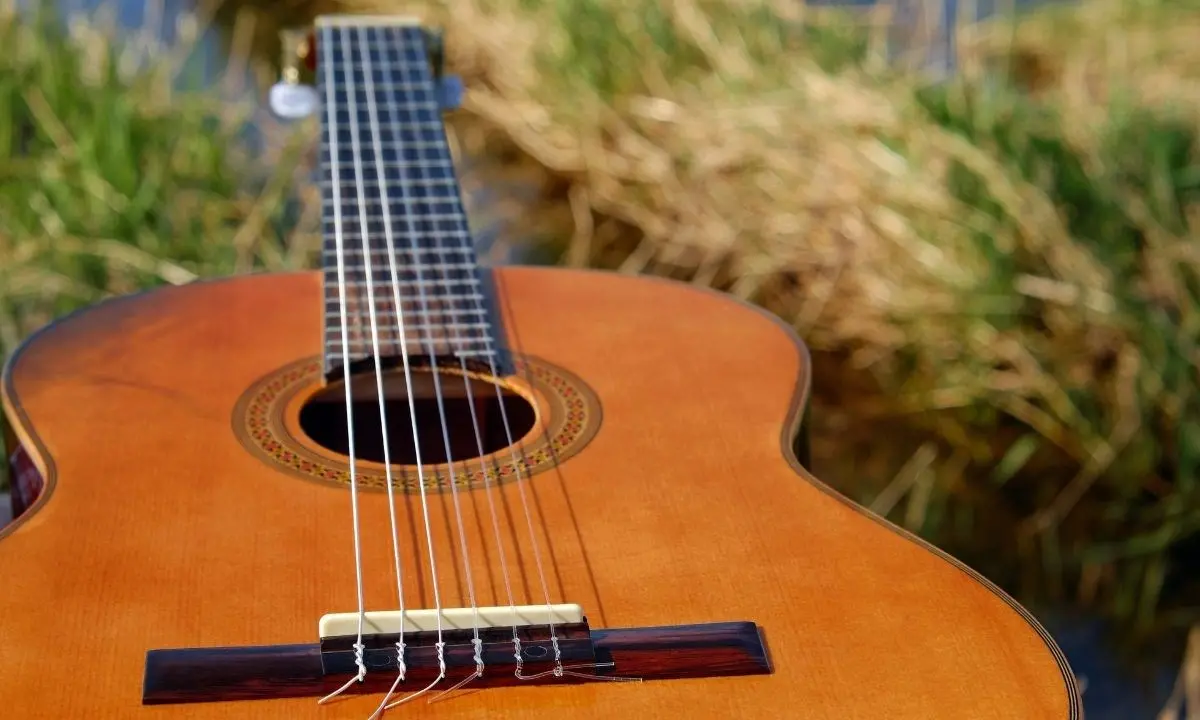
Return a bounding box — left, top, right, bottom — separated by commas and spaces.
330, 0, 1200, 654
4, 0, 1200, 667
0, 2, 316, 487
909, 78, 1200, 640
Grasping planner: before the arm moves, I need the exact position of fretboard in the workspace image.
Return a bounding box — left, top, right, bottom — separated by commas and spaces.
315, 18, 496, 378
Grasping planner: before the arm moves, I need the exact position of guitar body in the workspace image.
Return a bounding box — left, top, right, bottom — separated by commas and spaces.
0, 267, 1079, 718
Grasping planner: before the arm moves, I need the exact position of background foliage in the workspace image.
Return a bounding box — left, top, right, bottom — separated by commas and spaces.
2, 0, 1199, 688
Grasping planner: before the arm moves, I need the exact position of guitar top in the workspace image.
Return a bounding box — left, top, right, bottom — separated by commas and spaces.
0, 14, 1082, 719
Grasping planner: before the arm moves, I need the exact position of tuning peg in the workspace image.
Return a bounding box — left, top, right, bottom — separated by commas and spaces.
269, 27, 319, 121
269, 82, 319, 120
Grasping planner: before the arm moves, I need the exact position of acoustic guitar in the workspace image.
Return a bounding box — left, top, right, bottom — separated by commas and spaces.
0, 15, 1081, 719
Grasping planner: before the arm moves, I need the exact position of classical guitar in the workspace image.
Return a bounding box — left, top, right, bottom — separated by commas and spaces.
0, 15, 1081, 719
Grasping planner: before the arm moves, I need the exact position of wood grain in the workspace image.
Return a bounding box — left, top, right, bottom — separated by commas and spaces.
0, 267, 1081, 718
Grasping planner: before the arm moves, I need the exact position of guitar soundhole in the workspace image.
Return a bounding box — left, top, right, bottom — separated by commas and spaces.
297, 368, 537, 466
232, 355, 600, 493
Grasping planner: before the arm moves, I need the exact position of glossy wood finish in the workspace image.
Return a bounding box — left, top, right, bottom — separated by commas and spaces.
0, 267, 1081, 718
143, 621, 771, 705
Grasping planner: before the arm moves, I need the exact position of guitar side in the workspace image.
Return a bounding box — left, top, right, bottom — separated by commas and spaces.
0, 266, 1081, 718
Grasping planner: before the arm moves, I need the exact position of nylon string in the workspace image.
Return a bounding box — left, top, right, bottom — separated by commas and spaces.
316, 22, 369, 705
373, 35, 539, 680
360, 24, 483, 715
317, 23, 629, 714
320, 21, 418, 712
375, 19, 486, 695
394, 51, 565, 679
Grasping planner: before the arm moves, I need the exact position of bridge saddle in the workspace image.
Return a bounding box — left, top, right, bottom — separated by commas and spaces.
317, 604, 595, 680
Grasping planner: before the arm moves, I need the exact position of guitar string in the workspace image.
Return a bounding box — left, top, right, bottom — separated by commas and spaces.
377, 29, 506, 697
315, 24, 448, 709
364, 24, 486, 714
457, 241, 563, 676
386, 40, 565, 679
331, 21, 431, 711
321, 23, 457, 715
385, 21, 488, 678
377, 24, 568, 705
315, 22, 370, 704
314, 24, 588, 706
470, 271, 640, 684
445, 249, 563, 678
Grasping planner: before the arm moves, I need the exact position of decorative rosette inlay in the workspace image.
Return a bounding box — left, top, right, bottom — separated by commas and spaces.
233, 356, 600, 493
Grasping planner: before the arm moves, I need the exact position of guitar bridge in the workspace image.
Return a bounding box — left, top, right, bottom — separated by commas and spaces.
318, 604, 596, 683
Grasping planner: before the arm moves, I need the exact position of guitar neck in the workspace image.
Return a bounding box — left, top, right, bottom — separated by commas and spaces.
315, 18, 495, 379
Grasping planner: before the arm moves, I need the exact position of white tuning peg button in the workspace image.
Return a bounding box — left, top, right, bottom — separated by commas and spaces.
268, 82, 320, 121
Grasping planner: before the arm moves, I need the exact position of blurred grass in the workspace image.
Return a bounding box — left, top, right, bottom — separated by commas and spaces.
2, 0, 1200, 678
333, 0, 1200, 655
0, 0, 319, 487
0, 0, 317, 358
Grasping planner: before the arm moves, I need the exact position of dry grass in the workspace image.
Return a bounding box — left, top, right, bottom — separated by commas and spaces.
3, 0, 1200, 691
325, 0, 1200, 652
0, 0, 317, 354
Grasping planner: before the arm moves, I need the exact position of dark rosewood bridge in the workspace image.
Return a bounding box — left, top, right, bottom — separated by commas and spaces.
141, 611, 772, 704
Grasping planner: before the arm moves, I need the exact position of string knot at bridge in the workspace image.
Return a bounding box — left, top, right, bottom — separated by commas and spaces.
434, 641, 447, 676
353, 641, 367, 680
394, 640, 407, 679
471, 637, 484, 675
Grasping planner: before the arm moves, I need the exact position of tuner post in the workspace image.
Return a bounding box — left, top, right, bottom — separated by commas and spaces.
281, 28, 308, 84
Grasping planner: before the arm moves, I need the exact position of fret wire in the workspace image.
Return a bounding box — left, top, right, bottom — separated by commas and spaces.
325, 338, 496, 350
321, 208, 467, 220
324, 262, 482, 277
316, 25, 494, 369
319, 190, 463, 205
325, 244, 472, 253
327, 275, 481, 285
319, 260, 479, 270
318, 23, 498, 370
323, 305, 489, 318
321, 165, 460, 177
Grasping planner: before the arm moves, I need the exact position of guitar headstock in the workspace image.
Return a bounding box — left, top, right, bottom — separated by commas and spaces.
267, 18, 462, 122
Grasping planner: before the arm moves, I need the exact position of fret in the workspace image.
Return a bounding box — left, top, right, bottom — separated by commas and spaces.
323, 260, 479, 272
321, 211, 467, 225
321, 162, 452, 177
323, 313, 491, 331
327, 80, 443, 93
316, 22, 506, 377
324, 244, 469, 259
324, 333, 492, 350
323, 304, 489, 319
321, 140, 448, 155
324, 283, 478, 300
325, 244, 472, 256
326, 336, 495, 350
321, 139, 448, 153
320, 180, 462, 195
321, 165, 460, 177
317, 173, 460, 191
325, 340, 495, 359
330, 276, 481, 289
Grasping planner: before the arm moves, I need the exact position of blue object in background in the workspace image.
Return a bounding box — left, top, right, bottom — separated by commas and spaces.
1042, 614, 1178, 719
